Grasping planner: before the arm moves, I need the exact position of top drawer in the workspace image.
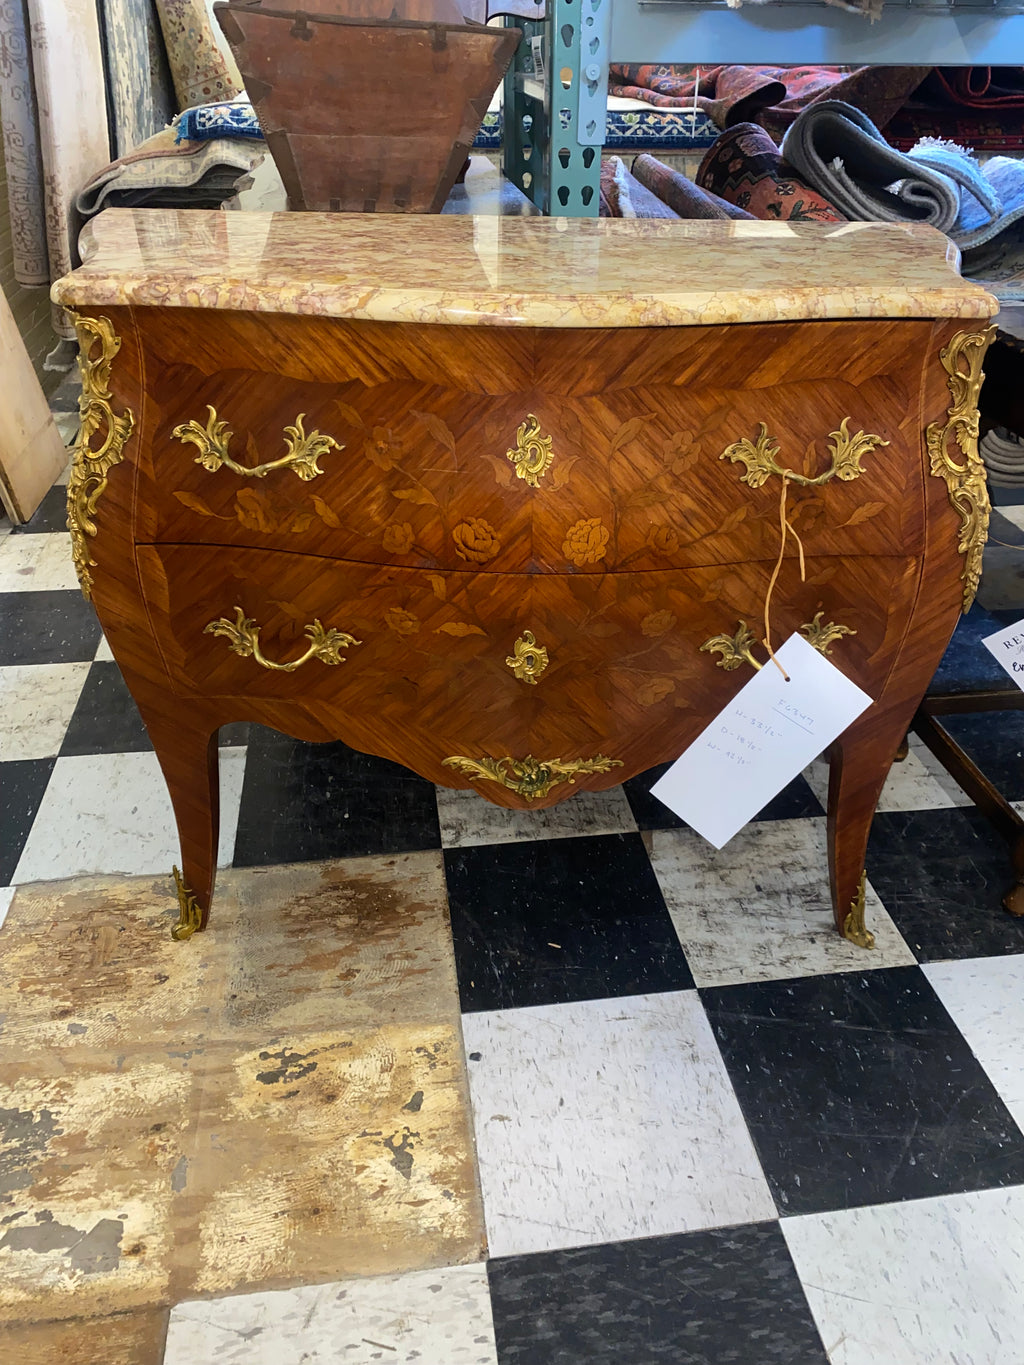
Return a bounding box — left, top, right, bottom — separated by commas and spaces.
132, 316, 931, 570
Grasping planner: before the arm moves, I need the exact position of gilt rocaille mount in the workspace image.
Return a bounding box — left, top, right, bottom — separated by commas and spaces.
53, 210, 996, 944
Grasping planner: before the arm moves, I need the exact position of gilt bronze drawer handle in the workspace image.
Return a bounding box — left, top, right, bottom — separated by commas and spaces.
173, 406, 341, 481
443, 753, 622, 800
204, 606, 361, 672
505, 630, 550, 685
719, 417, 887, 490
506, 413, 554, 488
701, 615, 856, 672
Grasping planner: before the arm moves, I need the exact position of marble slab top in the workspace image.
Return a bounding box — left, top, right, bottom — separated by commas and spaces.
53, 209, 996, 327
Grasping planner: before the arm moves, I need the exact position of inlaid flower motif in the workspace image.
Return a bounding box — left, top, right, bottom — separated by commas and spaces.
641, 610, 677, 637
636, 677, 675, 706
382, 522, 415, 553
563, 517, 609, 566
384, 606, 420, 635
452, 518, 500, 564
365, 426, 401, 470
646, 525, 680, 555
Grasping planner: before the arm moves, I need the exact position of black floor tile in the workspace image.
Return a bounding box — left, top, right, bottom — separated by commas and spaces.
937, 710, 1024, 802
0, 590, 102, 665
10, 486, 68, 535
624, 764, 822, 832
0, 758, 55, 884
702, 966, 1024, 1217
59, 663, 251, 756
232, 727, 440, 867
487, 1225, 828, 1365
445, 832, 693, 1012
867, 806, 1024, 961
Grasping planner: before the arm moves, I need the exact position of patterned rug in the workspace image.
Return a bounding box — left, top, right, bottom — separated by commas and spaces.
696, 123, 844, 223
0, 858, 482, 1352
630, 153, 754, 221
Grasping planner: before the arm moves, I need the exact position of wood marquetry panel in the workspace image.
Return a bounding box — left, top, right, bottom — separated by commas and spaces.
136, 543, 919, 782
136, 333, 926, 572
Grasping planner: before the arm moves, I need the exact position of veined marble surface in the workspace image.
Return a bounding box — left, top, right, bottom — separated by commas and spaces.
52, 211, 995, 327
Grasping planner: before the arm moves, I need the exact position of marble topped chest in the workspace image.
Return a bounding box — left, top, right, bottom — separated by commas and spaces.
53, 209, 996, 943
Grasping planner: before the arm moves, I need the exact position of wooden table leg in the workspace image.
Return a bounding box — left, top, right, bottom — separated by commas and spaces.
133, 695, 221, 940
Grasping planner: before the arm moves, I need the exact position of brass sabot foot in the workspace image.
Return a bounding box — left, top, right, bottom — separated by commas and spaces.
842, 872, 875, 950
171, 866, 204, 941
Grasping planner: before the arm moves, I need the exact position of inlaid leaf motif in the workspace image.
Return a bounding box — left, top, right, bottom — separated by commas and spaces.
234, 488, 277, 533
312, 495, 341, 528
806, 564, 839, 585
625, 486, 665, 510
839, 501, 887, 528
172, 491, 216, 517
334, 400, 365, 430
718, 506, 749, 535
282, 512, 313, 534
412, 409, 456, 454
435, 622, 487, 637
610, 416, 647, 452
427, 573, 447, 600
589, 620, 622, 637
393, 487, 439, 506
551, 456, 578, 490
671, 450, 700, 475
484, 454, 514, 488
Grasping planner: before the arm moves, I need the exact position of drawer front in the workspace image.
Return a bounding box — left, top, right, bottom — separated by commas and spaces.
137, 336, 927, 572
138, 544, 918, 785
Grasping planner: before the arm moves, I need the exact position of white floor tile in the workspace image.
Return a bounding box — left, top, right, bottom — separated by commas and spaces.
783, 1186, 1024, 1365
0, 887, 13, 932
11, 748, 245, 884
650, 819, 915, 989
924, 955, 1024, 1134
0, 662, 90, 760
996, 503, 1024, 535
0, 532, 78, 592
94, 633, 115, 662
436, 784, 636, 849
164, 1263, 497, 1365
52, 415, 79, 450
462, 992, 775, 1258
803, 736, 969, 816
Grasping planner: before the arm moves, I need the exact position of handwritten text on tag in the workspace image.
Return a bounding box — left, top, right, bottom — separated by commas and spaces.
650, 633, 872, 849
982, 617, 1024, 692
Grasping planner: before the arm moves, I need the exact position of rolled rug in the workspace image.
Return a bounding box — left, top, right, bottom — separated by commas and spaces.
631, 153, 754, 220
599, 156, 681, 218
781, 99, 999, 233
696, 123, 844, 222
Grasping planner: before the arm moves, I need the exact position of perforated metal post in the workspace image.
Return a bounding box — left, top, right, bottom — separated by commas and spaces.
502, 0, 609, 216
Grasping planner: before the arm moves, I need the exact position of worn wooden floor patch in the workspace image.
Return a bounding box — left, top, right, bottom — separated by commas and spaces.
0, 855, 483, 1328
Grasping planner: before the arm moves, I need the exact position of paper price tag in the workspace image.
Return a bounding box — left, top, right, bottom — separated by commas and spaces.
982, 617, 1024, 691
651, 633, 873, 849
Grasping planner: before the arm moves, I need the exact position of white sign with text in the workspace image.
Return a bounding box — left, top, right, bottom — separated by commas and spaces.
982, 617, 1024, 692
651, 633, 873, 848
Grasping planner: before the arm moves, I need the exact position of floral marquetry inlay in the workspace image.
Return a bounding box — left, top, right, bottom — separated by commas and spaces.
453, 518, 500, 564
563, 517, 609, 567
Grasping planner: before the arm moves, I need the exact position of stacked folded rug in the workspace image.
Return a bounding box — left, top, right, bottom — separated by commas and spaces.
980, 428, 1024, 489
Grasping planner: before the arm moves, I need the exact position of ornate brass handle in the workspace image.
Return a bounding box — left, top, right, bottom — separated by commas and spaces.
719, 417, 888, 489
443, 753, 622, 800
173, 406, 341, 481
701, 613, 855, 672
204, 606, 361, 672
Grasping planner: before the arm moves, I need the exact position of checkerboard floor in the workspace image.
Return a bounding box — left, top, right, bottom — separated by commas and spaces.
3, 437, 1024, 1362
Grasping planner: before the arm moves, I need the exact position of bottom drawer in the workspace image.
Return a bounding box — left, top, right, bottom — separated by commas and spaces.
137, 543, 918, 791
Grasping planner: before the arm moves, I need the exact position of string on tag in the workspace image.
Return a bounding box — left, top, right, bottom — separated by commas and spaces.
761, 473, 806, 681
